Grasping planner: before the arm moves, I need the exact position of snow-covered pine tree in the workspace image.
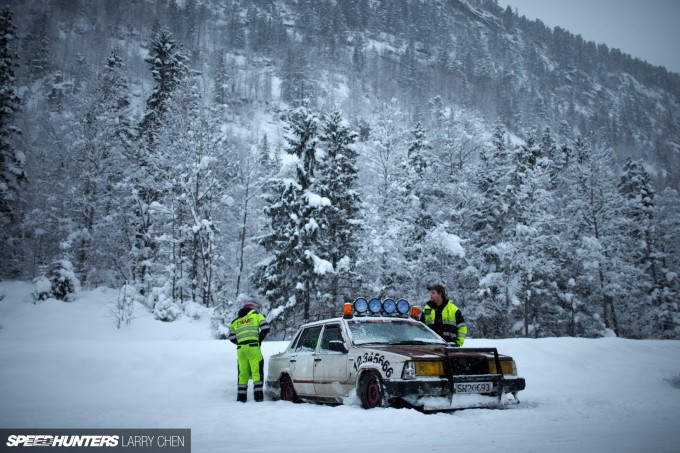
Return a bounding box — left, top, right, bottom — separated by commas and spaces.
473, 124, 510, 234
531, 127, 580, 336
139, 27, 189, 146
253, 178, 302, 336
618, 158, 676, 337
286, 104, 332, 320
406, 121, 429, 178
213, 53, 229, 105
440, 113, 483, 173
186, 127, 223, 306
126, 27, 188, 295
653, 188, 680, 338
470, 125, 516, 337
0, 7, 26, 277
233, 134, 269, 299
560, 136, 628, 337
316, 109, 363, 308
228, 12, 246, 50
400, 41, 418, 93
279, 48, 312, 106
506, 129, 559, 337
421, 101, 481, 307
253, 105, 331, 338
539, 126, 560, 187
351, 34, 367, 77
21, 12, 50, 81
168, 78, 232, 308
619, 158, 657, 269
74, 47, 133, 286
356, 101, 410, 297
401, 121, 438, 292
258, 134, 276, 173
544, 132, 594, 337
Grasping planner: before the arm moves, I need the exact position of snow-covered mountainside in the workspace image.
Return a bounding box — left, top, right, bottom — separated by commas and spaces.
1, 282, 679, 452
6, 0, 680, 185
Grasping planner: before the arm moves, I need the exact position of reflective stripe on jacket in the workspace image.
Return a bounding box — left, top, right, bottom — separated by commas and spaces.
421, 299, 467, 346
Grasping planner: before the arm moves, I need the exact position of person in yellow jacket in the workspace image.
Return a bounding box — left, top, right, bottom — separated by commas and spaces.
420, 284, 467, 346
228, 300, 270, 402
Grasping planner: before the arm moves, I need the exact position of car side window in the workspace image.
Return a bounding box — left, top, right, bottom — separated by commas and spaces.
318, 324, 344, 353
294, 326, 322, 352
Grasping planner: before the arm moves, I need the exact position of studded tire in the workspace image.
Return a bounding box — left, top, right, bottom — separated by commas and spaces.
280, 374, 301, 403
359, 371, 385, 409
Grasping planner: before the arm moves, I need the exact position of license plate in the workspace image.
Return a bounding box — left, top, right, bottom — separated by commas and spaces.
454, 382, 492, 393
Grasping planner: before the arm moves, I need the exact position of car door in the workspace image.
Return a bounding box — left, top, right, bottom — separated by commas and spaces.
290, 325, 322, 396
313, 323, 349, 397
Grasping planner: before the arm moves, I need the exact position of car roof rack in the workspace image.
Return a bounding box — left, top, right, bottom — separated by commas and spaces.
309, 310, 340, 322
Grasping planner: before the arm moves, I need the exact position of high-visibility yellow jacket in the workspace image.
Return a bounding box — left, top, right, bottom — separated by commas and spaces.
228, 309, 270, 346
421, 299, 467, 346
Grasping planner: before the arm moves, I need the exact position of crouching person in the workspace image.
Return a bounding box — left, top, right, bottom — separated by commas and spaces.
229, 300, 270, 402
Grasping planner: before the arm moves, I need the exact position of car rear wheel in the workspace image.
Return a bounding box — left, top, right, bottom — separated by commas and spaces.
359, 371, 385, 409
280, 375, 300, 403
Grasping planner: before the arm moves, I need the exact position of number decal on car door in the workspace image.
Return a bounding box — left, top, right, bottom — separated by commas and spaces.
353, 352, 393, 377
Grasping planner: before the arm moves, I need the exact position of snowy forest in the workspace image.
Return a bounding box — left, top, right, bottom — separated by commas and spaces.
0, 0, 679, 340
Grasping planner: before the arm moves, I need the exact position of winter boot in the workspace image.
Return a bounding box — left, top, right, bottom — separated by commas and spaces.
237, 384, 247, 403
254, 381, 264, 402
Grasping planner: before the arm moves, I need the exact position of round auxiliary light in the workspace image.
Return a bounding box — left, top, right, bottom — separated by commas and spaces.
396, 299, 410, 315
353, 297, 368, 314
383, 298, 396, 314
368, 298, 382, 314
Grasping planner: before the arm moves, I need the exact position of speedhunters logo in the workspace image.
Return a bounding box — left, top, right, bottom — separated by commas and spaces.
6, 434, 119, 447
0, 429, 190, 452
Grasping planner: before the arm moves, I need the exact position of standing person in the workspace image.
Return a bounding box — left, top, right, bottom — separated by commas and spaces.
420, 284, 467, 346
229, 300, 270, 402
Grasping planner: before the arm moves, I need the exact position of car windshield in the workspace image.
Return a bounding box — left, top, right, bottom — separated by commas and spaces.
347, 318, 445, 345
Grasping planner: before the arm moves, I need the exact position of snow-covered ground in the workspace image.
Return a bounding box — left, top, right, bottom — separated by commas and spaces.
1, 281, 679, 453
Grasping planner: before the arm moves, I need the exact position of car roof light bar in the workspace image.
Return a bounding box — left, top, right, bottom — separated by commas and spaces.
349, 297, 412, 317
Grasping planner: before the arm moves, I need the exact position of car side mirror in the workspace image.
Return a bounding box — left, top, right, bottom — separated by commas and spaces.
328, 340, 348, 353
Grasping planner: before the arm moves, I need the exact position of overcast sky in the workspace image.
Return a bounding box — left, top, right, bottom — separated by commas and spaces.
498, 0, 680, 74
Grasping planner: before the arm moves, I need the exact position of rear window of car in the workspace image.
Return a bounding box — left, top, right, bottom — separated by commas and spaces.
347, 319, 445, 345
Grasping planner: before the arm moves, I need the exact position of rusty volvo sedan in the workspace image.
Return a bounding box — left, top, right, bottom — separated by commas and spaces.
265, 298, 526, 411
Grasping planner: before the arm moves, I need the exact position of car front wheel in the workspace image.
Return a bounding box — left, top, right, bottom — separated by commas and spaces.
359, 371, 385, 409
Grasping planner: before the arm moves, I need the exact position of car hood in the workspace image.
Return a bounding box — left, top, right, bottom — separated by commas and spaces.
366, 344, 449, 360
365, 345, 512, 361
